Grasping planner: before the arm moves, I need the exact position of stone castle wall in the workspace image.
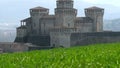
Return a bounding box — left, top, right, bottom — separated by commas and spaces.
50, 32, 71, 48
40, 16, 55, 35
70, 32, 120, 46
50, 28, 79, 47
51, 32, 120, 47
75, 22, 93, 32
0, 43, 28, 53
27, 35, 50, 46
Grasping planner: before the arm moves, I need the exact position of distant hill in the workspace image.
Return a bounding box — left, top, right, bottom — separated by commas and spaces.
0, 30, 16, 42
104, 18, 120, 31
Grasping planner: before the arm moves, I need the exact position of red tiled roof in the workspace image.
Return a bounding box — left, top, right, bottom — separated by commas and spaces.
85, 6, 104, 10
57, 0, 73, 1
17, 26, 27, 29
21, 17, 31, 22
30, 6, 49, 10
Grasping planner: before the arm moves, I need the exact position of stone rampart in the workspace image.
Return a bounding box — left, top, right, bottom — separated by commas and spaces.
71, 32, 120, 46
0, 43, 28, 53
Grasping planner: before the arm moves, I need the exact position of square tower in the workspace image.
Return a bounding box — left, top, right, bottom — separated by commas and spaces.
55, 0, 77, 28
85, 6, 104, 32
30, 7, 49, 35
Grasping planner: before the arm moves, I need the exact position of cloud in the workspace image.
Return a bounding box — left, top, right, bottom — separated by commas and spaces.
82, 0, 120, 7
0, 0, 120, 26
0, 22, 18, 30
83, 0, 98, 4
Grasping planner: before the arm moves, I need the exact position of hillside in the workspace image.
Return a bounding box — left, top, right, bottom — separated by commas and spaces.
104, 18, 120, 31
0, 43, 120, 68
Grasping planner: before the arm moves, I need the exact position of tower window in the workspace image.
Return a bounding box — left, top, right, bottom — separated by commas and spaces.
68, 23, 70, 27
59, 2, 62, 4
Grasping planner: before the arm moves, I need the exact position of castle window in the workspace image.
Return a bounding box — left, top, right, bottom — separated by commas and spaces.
68, 23, 70, 27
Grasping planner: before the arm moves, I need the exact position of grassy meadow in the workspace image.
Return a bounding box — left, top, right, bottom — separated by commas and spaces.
0, 43, 120, 68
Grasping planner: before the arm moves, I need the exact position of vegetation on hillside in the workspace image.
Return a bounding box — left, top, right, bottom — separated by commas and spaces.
0, 43, 120, 68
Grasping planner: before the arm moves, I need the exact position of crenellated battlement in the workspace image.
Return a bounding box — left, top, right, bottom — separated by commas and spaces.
50, 28, 78, 33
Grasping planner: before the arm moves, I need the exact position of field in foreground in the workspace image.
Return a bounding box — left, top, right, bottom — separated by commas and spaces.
0, 43, 120, 68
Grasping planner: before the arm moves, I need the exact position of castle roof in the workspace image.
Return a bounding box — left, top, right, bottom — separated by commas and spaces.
75, 17, 93, 23
21, 17, 31, 22
57, 0, 73, 1
85, 6, 104, 10
30, 6, 49, 10
17, 26, 27, 29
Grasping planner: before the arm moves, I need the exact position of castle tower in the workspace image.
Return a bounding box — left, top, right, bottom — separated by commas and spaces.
14, 23, 27, 43
85, 6, 104, 32
55, 0, 77, 28
30, 7, 49, 35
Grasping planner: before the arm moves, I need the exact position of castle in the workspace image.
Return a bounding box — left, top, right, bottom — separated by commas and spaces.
15, 0, 106, 47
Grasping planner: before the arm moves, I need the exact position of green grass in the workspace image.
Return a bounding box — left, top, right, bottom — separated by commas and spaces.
0, 43, 120, 68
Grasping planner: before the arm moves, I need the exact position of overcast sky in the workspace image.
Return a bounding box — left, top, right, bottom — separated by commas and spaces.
0, 0, 120, 30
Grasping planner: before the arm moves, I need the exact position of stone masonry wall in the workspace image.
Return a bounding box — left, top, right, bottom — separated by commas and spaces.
0, 43, 28, 53
70, 32, 120, 46
50, 32, 71, 48
27, 35, 50, 46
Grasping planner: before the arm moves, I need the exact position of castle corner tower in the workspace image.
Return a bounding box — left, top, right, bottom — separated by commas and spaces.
30, 7, 49, 35
85, 6, 104, 32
